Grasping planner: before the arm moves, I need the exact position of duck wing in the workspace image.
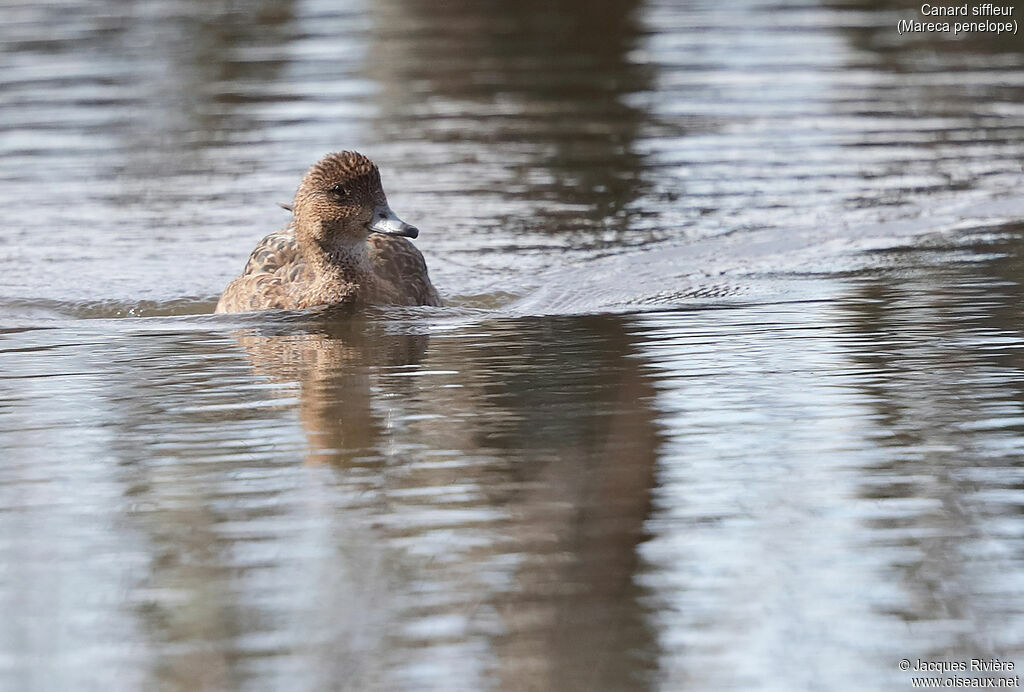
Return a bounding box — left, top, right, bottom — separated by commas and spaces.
215, 224, 312, 313
368, 235, 442, 307
242, 224, 304, 278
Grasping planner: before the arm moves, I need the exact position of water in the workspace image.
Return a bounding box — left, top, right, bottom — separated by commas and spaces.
2, 0, 1024, 689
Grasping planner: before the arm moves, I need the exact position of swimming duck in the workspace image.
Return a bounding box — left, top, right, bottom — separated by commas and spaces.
215, 152, 441, 313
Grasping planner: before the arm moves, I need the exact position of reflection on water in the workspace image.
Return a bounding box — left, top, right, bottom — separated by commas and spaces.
367, 0, 653, 247
234, 320, 429, 465
2, 0, 1024, 689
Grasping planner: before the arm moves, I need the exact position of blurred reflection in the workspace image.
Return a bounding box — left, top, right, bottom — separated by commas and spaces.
136, 0, 296, 136
366, 0, 656, 243
235, 317, 429, 465
380, 314, 663, 688
112, 0, 298, 190
490, 318, 662, 691
837, 228, 1024, 658
830, 0, 1024, 209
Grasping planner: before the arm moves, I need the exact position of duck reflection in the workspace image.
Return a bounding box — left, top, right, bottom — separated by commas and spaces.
232, 315, 429, 465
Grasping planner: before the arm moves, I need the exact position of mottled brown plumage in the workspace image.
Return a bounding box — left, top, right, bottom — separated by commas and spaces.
216, 152, 441, 314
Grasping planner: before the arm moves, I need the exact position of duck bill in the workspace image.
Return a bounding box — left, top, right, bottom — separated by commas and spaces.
368, 204, 419, 239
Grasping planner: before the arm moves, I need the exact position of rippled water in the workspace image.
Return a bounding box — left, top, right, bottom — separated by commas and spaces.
2, 0, 1024, 689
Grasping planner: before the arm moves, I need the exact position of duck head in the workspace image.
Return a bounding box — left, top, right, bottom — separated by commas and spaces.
292, 151, 418, 257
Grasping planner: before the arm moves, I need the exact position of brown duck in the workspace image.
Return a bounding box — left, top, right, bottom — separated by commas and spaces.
215, 152, 441, 313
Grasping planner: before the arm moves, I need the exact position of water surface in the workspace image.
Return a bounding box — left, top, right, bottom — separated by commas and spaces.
2, 0, 1024, 689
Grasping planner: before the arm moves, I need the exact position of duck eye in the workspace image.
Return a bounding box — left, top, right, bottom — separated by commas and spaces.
329, 184, 349, 197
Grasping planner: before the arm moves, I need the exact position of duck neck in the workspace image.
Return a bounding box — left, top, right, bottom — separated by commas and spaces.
299, 223, 374, 285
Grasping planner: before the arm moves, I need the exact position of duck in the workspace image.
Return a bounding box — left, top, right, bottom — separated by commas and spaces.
215, 151, 441, 314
